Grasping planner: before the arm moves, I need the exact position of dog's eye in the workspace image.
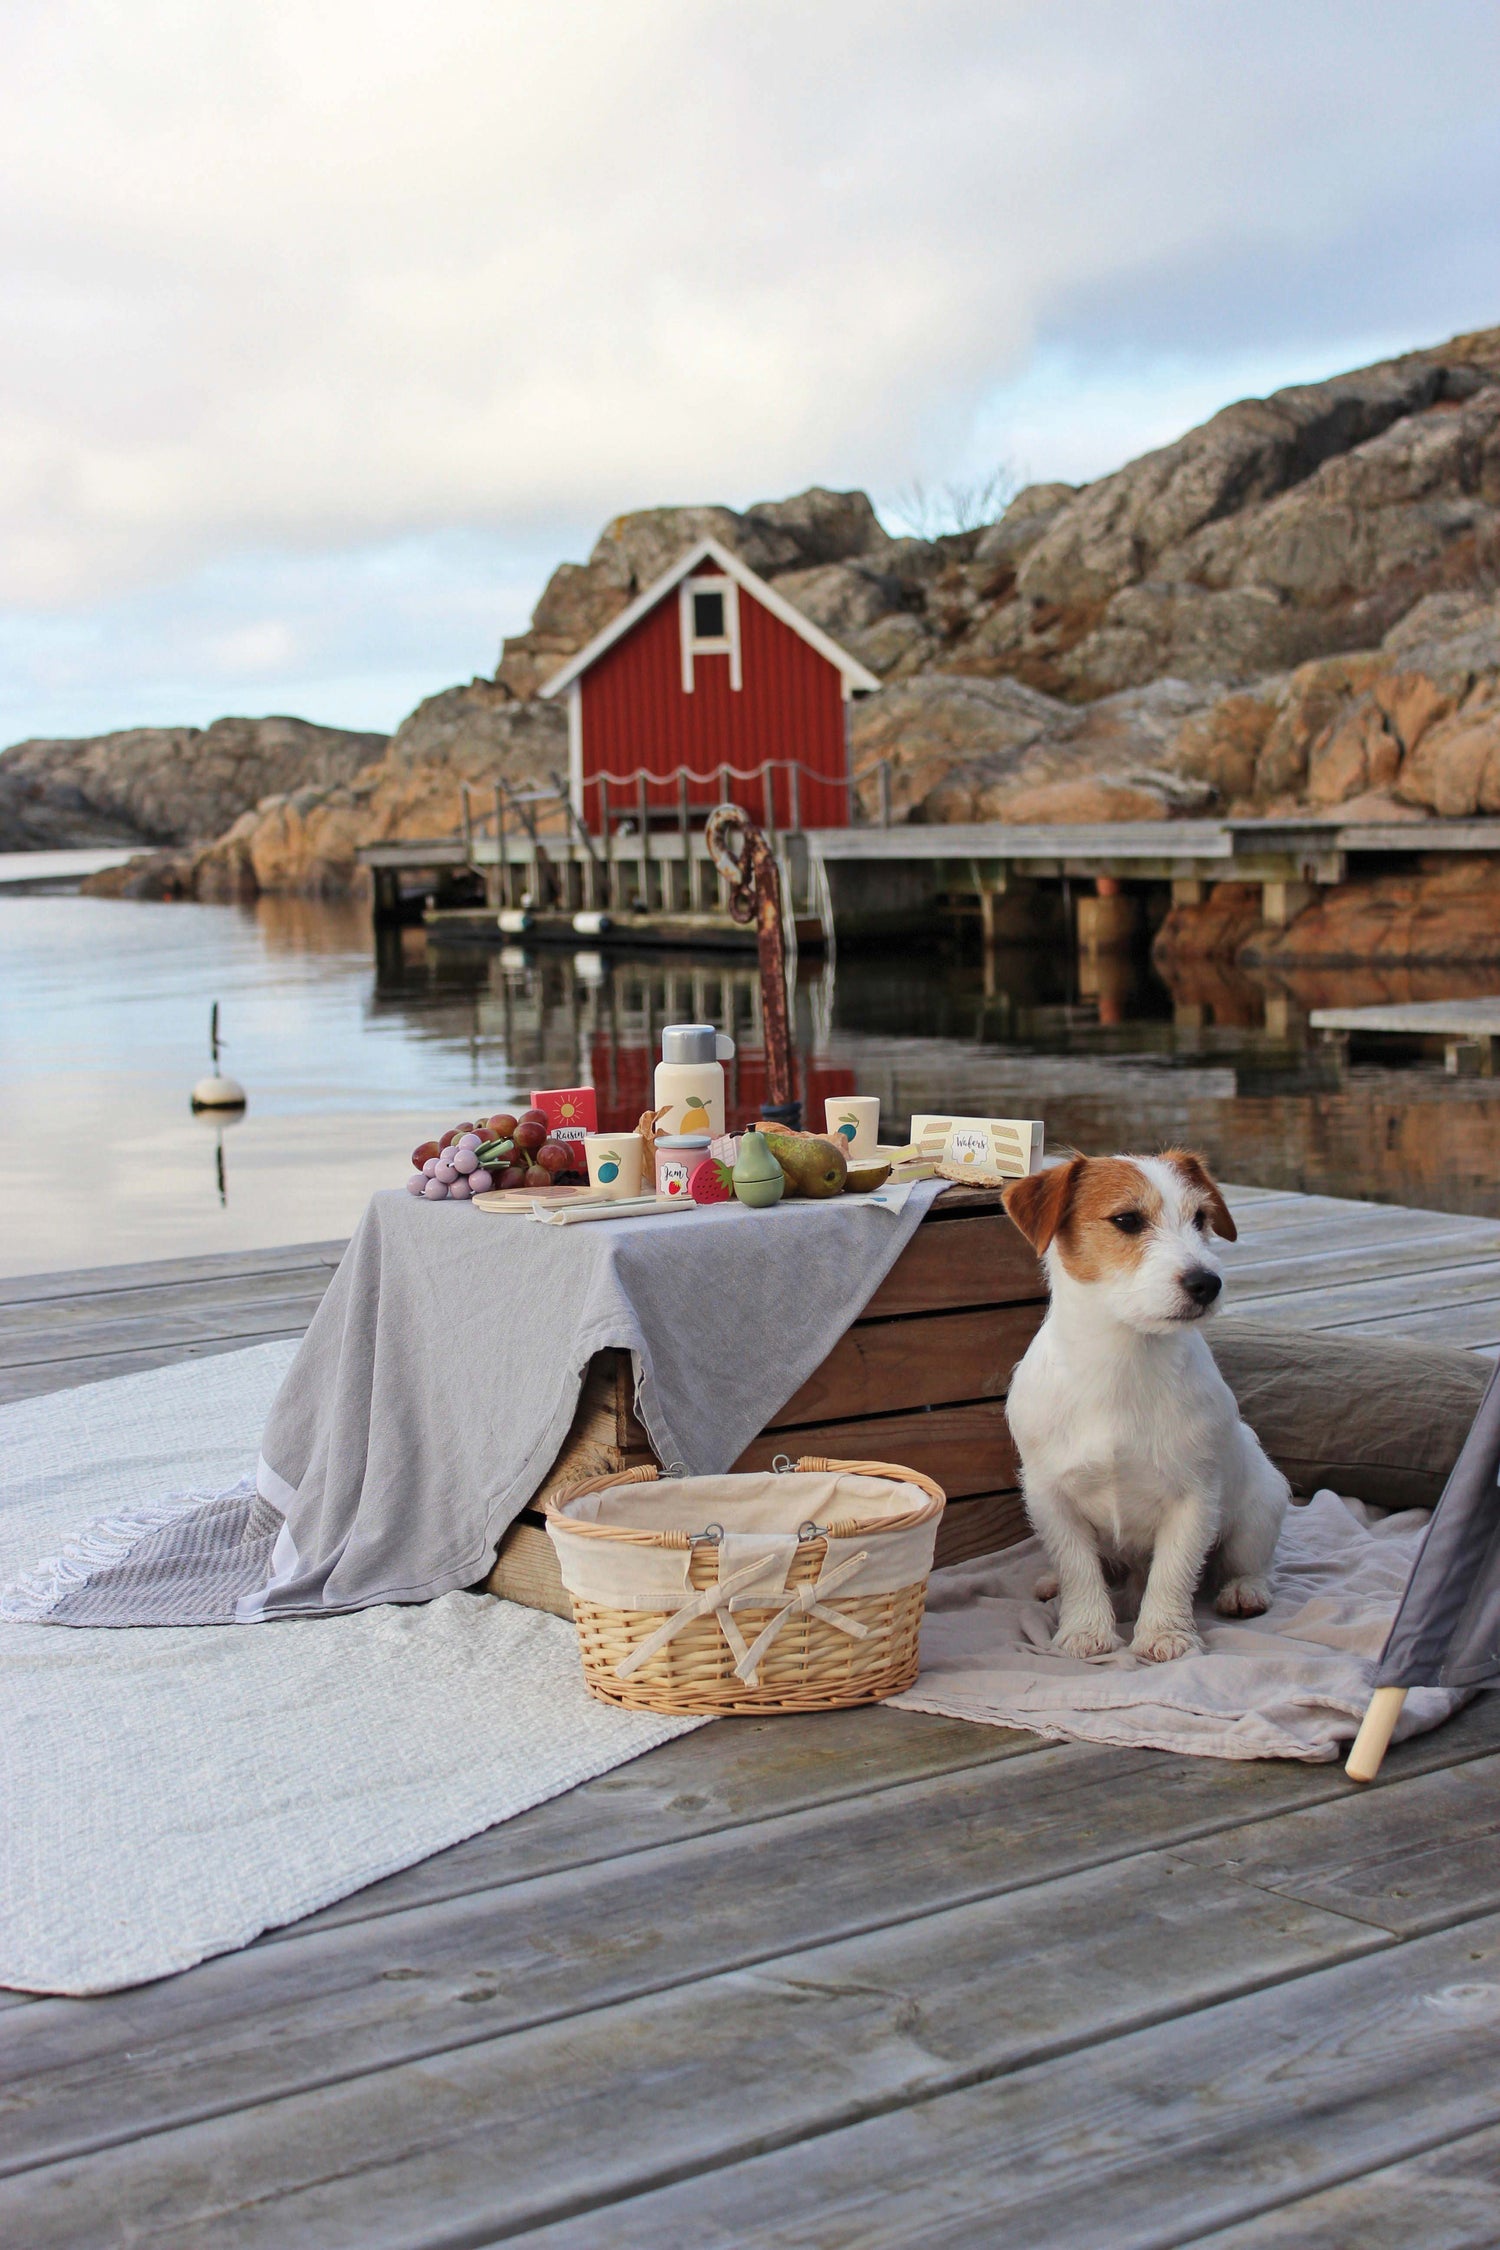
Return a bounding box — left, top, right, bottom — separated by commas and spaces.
1192, 1209, 1209, 1232
1109, 1211, 1146, 1235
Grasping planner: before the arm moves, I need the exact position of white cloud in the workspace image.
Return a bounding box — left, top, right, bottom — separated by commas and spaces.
1, 0, 1497, 736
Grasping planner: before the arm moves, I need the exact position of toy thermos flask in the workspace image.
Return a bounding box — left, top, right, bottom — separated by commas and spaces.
654, 1023, 735, 1138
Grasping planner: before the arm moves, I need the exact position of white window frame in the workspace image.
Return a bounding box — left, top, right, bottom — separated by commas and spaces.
679, 574, 741, 693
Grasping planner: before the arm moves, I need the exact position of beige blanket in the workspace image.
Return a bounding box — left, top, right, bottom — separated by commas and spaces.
892, 1491, 1463, 1762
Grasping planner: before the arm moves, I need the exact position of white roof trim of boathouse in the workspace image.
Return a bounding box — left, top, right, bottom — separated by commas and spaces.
538, 535, 882, 701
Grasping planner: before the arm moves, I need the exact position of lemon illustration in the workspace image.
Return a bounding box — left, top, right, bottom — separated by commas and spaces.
679, 1095, 711, 1132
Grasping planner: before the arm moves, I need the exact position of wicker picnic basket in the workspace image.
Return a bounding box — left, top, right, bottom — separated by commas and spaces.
542, 1457, 945, 1716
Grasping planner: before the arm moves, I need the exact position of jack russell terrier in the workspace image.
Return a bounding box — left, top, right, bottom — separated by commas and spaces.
1001, 1151, 1288, 1664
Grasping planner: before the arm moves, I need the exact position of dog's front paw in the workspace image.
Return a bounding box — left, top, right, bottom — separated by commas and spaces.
1215, 1576, 1271, 1618
1131, 1621, 1202, 1664
1053, 1621, 1121, 1659
1033, 1570, 1059, 1602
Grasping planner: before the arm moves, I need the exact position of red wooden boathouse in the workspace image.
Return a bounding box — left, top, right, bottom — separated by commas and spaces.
539, 535, 880, 833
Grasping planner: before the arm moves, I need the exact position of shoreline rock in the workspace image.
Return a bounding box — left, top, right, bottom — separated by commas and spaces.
3, 715, 388, 858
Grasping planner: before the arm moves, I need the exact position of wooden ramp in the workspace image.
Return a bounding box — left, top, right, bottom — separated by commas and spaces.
4, 1193, 1500, 2243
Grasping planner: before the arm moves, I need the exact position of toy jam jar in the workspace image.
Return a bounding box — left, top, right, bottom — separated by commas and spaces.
654, 1134, 710, 1198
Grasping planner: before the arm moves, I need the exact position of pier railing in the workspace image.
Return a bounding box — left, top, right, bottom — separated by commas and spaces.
453, 770, 830, 921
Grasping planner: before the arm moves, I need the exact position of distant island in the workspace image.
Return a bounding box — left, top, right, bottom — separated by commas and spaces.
5, 321, 1499, 970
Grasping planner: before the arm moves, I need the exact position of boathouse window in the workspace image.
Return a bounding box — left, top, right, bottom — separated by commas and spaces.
680, 574, 742, 692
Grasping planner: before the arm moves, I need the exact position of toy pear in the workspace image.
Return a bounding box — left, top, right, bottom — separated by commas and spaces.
732, 1127, 786, 1208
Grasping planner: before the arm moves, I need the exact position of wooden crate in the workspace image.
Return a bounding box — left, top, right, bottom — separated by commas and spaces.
483, 1185, 1044, 1618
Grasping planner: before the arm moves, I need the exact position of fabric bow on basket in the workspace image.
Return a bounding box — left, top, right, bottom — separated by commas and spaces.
614, 1534, 873, 1688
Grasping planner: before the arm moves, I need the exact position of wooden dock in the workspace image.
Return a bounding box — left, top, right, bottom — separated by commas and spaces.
360, 812, 1500, 947
5, 1187, 1500, 2243
1311, 996, 1500, 1076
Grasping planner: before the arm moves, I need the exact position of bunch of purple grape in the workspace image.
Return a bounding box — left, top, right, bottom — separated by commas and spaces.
408, 1129, 496, 1202
403, 1110, 582, 1201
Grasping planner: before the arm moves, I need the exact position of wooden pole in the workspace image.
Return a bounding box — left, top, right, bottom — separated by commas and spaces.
706, 804, 796, 1121
599, 775, 613, 909
493, 782, 505, 909
678, 770, 691, 912
637, 772, 650, 912
1345, 1686, 1408, 1783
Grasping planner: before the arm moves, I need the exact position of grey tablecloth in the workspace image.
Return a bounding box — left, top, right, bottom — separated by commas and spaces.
248, 1183, 944, 1617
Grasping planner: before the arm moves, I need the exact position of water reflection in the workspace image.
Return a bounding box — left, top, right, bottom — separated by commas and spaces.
382, 930, 1500, 1218
5, 885, 1500, 1277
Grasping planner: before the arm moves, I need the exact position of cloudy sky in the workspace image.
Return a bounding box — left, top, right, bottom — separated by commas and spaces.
3, 0, 1498, 744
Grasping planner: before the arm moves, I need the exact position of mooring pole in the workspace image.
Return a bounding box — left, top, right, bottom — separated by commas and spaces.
705, 802, 798, 1124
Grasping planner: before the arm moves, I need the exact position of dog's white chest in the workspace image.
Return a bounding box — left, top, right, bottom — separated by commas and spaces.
1008, 1321, 1228, 1552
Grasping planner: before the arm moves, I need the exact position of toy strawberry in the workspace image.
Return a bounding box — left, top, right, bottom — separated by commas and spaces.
688, 1155, 736, 1205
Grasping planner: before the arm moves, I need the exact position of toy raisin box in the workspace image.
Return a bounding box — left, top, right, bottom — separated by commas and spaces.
529, 1087, 597, 1143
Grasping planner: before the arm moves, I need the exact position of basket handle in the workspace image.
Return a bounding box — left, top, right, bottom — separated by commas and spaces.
793, 1457, 947, 1509
543, 1461, 660, 1521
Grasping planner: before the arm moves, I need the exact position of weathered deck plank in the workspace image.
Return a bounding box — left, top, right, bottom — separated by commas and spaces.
3, 1704, 1498, 2237
1184, 2118, 1500, 2249
512, 1911, 1500, 2250
0, 1241, 346, 1308
0, 1328, 315, 1406
8, 1704, 1496, 2186
0, 1861, 1399, 2242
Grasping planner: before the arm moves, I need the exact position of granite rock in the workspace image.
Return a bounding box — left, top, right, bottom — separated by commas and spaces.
2, 716, 387, 855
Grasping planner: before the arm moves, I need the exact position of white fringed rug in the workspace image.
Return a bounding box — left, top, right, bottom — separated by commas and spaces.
0, 1345, 701, 1995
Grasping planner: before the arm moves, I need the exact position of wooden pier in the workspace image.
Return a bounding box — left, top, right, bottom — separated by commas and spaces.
1312, 995, 1500, 1077
360, 811, 1500, 950
5, 1186, 1500, 2243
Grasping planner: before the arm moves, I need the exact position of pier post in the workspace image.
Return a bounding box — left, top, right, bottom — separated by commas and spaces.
1261, 878, 1312, 928
1446, 1037, 1495, 1078
1077, 880, 1140, 956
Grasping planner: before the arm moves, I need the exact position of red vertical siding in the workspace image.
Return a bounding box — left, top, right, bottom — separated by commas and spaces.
577, 574, 851, 830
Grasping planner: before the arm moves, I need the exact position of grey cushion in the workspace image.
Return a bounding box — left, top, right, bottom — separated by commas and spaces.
1209, 1317, 1491, 1512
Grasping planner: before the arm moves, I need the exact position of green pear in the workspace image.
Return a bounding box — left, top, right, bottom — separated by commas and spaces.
761, 1129, 849, 1199
732, 1128, 786, 1209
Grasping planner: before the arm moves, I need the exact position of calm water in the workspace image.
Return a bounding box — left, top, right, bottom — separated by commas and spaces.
5, 889, 1500, 1276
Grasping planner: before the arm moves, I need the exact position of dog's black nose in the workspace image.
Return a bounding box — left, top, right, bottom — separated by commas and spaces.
1181, 1266, 1222, 1308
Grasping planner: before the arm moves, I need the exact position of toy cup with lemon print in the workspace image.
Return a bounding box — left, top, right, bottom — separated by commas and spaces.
824, 1095, 880, 1160
583, 1134, 644, 1199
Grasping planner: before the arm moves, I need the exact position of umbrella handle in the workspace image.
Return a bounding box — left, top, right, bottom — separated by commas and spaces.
1346, 1686, 1407, 1783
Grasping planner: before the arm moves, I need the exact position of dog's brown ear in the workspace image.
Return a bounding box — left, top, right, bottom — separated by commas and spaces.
1162, 1149, 1237, 1241
1003, 1158, 1082, 1253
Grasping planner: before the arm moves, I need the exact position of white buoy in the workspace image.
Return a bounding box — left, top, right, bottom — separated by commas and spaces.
191, 1072, 247, 1111
191, 1002, 247, 1112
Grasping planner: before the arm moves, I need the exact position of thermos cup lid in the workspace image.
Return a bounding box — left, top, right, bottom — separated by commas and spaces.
660, 1023, 735, 1063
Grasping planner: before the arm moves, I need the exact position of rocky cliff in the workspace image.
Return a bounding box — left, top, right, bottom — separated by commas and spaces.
42, 319, 1500, 903
0, 715, 388, 854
